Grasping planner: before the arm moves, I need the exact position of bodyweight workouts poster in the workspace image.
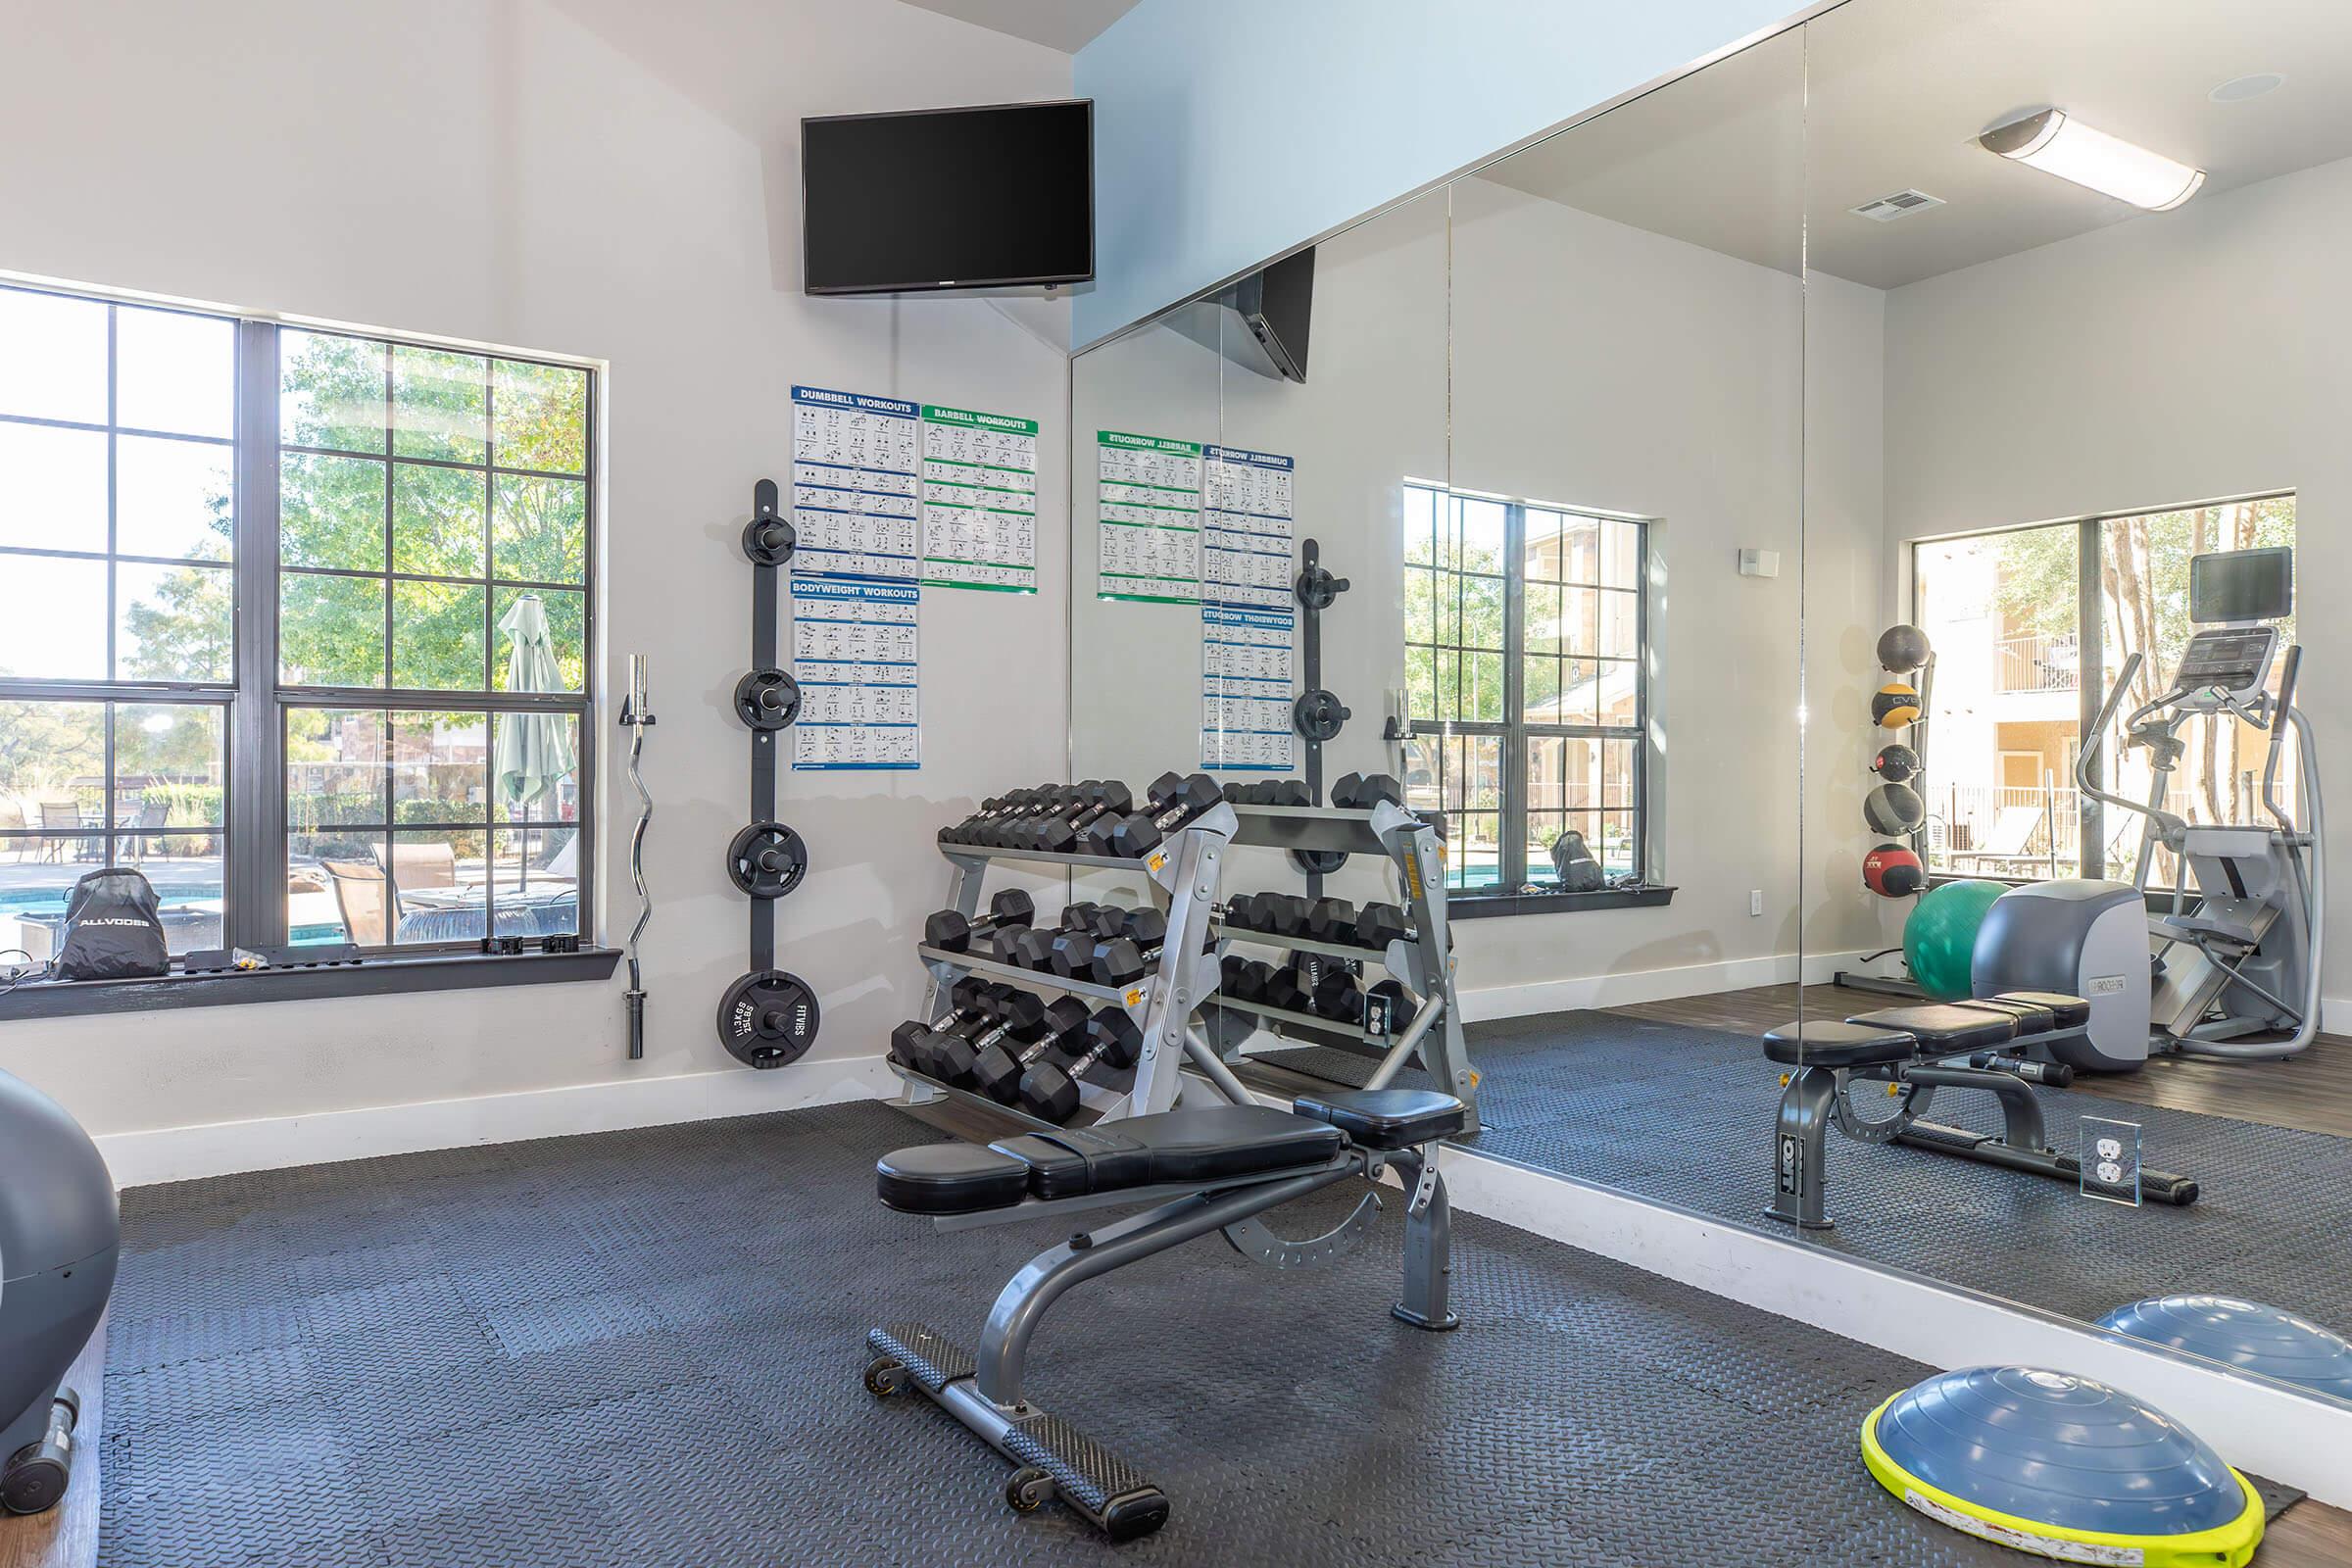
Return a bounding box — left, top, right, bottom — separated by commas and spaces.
790, 578, 918, 770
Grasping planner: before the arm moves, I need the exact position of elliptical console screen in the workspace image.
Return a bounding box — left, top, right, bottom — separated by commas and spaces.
2189, 547, 2292, 624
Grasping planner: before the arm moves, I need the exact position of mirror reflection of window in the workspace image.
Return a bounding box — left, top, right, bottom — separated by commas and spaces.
1402, 482, 1649, 891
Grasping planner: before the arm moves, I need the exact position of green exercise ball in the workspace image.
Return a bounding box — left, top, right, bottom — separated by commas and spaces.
1902, 879, 2005, 1002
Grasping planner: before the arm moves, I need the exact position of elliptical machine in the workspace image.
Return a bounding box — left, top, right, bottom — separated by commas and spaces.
1978, 548, 2323, 1064
0, 1067, 118, 1514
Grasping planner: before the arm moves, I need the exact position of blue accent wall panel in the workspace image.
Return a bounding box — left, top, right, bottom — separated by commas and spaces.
1073, 0, 1803, 344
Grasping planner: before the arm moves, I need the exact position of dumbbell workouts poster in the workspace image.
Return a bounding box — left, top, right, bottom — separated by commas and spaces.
918, 404, 1037, 592
788, 386, 920, 581
1095, 430, 1203, 603
1200, 445, 1298, 772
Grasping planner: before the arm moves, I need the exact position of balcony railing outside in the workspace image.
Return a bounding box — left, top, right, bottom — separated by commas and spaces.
1994, 631, 2080, 693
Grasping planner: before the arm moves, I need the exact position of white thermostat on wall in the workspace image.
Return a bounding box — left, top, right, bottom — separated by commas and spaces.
1739, 549, 1781, 578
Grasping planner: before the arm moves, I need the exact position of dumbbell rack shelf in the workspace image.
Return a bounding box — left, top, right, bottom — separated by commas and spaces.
913, 946, 1130, 1006
891, 793, 1480, 1137
1210, 996, 1397, 1051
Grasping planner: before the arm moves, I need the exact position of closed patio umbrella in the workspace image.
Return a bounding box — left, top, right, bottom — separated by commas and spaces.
494, 594, 576, 892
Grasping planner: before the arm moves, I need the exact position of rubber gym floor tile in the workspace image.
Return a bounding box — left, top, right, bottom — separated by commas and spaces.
100, 1097, 2312, 1567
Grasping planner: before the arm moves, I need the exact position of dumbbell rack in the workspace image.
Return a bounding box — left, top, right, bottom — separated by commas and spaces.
1212, 800, 1479, 1133
890, 793, 1480, 1136
893, 804, 1243, 1134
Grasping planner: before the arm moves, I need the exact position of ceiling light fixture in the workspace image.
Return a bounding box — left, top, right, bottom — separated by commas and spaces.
1978, 109, 2205, 211
2210, 73, 2284, 104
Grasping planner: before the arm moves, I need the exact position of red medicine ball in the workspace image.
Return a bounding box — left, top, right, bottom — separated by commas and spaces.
1863, 842, 1925, 898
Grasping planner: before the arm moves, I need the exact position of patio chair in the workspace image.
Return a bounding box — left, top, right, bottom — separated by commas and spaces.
374, 839, 457, 893
319, 858, 393, 947
121, 799, 171, 863
1946, 804, 2047, 876
38, 802, 98, 865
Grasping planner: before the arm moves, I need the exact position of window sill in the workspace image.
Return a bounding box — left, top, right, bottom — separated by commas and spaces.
1446, 885, 1676, 920
0, 946, 620, 1021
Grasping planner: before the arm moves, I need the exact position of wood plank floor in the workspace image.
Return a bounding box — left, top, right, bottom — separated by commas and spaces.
1609, 982, 2352, 1139
0, 1315, 101, 1568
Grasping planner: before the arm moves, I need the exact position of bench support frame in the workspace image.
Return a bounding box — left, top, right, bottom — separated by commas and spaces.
1767, 1050, 2198, 1231
864, 1143, 1455, 1539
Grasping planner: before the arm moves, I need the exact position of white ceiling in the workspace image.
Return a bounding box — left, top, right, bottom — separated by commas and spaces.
1483, 0, 2352, 290
897, 0, 1143, 52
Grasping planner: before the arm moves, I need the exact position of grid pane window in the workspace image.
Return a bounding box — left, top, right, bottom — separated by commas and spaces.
1, 277, 597, 973
0, 699, 226, 956
0, 285, 236, 685
1404, 483, 1649, 893
288, 708, 579, 947
276, 331, 589, 695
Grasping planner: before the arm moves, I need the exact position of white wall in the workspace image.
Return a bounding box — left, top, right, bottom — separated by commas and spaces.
1883, 154, 2352, 1000
0, 0, 1075, 1162
1067, 173, 1886, 1008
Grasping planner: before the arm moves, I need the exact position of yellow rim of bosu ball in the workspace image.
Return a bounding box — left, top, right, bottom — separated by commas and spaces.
1873, 682, 1923, 729
1860, 1396, 2263, 1568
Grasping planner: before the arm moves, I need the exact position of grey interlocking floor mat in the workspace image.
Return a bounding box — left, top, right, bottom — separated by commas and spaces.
1258, 1007, 2352, 1336
102, 1099, 2296, 1567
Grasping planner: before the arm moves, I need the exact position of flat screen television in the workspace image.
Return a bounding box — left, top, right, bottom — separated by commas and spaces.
802, 100, 1094, 295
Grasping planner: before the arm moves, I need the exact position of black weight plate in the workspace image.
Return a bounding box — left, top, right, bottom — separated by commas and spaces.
1290, 847, 1348, 876
741, 512, 797, 566
1293, 689, 1348, 742
716, 969, 819, 1067
733, 668, 802, 732
727, 821, 808, 899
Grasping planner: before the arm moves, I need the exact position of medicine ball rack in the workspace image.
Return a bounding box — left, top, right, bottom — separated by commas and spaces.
717, 477, 821, 1067
891, 793, 1479, 1136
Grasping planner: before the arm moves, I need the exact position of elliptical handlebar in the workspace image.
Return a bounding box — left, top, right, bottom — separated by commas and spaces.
2075, 651, 2151, 814
2261, 645, 2302, 835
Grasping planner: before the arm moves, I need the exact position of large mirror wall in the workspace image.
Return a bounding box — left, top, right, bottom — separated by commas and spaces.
1070, 0, 2352, 1409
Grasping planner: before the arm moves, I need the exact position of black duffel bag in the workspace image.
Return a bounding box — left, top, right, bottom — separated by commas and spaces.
53, 867, 170, 981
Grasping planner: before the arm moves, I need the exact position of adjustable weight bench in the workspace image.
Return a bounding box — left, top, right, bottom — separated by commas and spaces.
1761, 991, 2199, 1231
862, 1089, 1467, 1541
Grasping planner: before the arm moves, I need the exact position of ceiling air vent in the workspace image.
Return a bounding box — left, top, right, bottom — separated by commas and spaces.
1850, 189, 1945, 222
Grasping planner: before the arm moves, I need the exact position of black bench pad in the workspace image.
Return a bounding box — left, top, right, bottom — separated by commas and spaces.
1762, 1020, 1918, 1068
1843, 1004, 2017, 1054
1293, 1089, 1466, 1150
995, 1106, 1345, 1200
1986, 990, 2092, 1030
878, 1141, 1032, 1214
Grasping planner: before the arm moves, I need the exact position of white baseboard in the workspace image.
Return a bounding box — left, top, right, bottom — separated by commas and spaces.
1438, 1147, 2352, 1507
1460, 948, 1872, 1022
97, 1055, 901, 1189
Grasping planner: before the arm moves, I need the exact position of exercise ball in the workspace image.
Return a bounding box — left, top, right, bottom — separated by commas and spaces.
1863, 781, 1925, 836
1863, 1367, 2262, 1566
1872, 682, 1922, 729
1903, 879, 2005, 1001
2097, 1297, 2352, 1402
1877, 623, 1931, 673
1871, 743, 1920, 784
1864, 843, 1925, 898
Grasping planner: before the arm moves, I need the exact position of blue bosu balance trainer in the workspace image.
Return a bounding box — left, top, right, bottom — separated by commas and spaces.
1861, 1366, 2263, 1567
2099, 1296, 2352, 1402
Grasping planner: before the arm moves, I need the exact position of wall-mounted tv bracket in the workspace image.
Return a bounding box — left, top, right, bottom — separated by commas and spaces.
1291, 537, 1351, 892
719, 477, 820, 1068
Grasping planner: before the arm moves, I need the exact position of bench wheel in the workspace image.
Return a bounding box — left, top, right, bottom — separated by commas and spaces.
1004, 1466, 1054, 1512
862, 1355, 906, 1397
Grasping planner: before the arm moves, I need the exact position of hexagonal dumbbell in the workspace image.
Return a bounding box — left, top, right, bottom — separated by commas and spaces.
1017, 1008, 1146, 1124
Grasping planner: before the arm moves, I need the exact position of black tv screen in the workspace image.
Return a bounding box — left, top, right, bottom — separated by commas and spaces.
802, 100, 1094, 295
